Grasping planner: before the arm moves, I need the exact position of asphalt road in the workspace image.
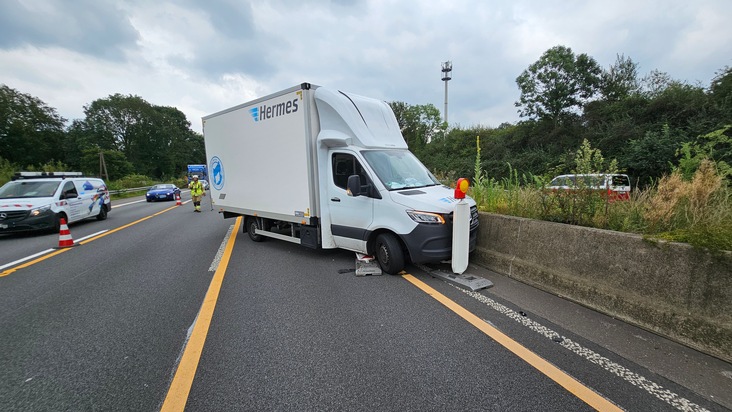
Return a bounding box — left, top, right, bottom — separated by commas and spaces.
0, 192, 729, 411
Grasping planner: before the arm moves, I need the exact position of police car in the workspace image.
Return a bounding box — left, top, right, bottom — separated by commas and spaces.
0, 172, 111, 233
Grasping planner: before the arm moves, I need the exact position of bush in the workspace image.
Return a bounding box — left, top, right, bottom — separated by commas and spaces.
107, 174, 155, 191
468, 135, 731, 251
474, 160, 731, 251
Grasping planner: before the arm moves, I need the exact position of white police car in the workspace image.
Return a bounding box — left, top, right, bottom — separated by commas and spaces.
0, 172, 111, 233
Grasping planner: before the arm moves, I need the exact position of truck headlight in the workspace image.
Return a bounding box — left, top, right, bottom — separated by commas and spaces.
406, 210, 446, 224
30, 204, 52, 217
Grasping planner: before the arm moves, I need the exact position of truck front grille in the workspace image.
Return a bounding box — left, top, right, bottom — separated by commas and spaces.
0, 210, 29, 222
470, 206, 479, 230
447, 206, 480, 230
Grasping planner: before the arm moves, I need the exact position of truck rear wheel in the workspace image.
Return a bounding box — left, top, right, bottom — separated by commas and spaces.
246, 217, 265, 242
374, 233, 404, 275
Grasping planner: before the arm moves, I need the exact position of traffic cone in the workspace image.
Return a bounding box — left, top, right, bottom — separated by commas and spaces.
56, 218, 75, 248
175, 194, 182, 206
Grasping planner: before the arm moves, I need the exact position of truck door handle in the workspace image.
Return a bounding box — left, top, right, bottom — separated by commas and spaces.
331, 197, 341, 202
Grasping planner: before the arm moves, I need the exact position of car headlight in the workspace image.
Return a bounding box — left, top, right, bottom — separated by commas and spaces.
406, 210, 446, 224
30, 204, 52, 217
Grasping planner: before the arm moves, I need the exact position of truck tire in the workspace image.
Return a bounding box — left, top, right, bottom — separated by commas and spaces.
50, 213, 65, 234
246, 217, 265, 242
374, 233, 404, 275
96, 205, 108, 221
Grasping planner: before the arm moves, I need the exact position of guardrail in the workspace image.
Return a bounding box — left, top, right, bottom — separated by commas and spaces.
108, 186, 191, 195
108, 187, 150, 195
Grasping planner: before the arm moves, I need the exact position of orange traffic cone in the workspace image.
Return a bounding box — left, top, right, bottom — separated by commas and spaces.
56, 218, 75, 248
175, 194, 182, 206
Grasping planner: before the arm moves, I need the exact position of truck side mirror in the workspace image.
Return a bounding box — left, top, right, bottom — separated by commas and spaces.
346, 175, 361, 197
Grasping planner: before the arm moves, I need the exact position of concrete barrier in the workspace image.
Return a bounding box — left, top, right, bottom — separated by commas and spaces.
471, 212, 732, 363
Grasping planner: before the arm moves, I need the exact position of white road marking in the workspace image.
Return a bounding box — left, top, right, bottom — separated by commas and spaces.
75, 230, 108, 242
0, 250, 54, 270
208, 224, 235, 272
113, 199, 148, 207
454, 285, 710, 412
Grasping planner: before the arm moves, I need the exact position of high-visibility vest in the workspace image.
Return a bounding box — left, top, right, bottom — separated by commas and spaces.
189, 181, 204, 196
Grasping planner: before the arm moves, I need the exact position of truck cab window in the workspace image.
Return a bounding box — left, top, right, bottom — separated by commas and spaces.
62, 181, 78, 199
332, 153, 372, 195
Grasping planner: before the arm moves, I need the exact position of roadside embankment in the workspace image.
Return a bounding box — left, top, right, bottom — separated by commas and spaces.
471, 212, 732, 363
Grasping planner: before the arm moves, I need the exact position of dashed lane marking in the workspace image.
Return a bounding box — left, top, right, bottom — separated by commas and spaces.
453, 284, 710, 412
402, 273, 623, 412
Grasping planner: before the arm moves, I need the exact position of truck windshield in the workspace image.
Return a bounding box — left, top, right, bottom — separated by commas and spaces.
0, 181, 61, 199
362, 150, 440, 190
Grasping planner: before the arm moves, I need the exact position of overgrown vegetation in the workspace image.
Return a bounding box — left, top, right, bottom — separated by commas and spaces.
469, 136, 732, 251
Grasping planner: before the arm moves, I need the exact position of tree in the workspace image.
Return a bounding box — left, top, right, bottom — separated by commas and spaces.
572, 138, 617, 175
676, 126, 732, 180
79, 149, 133, 180
74, 94, 204, 179
388, 101, 444, 157
640, 70, 676, 98
622, 124, 686, 186
419, 127, 477, 180
0, 84, 67, 167
515, 45, 602, 122
709, 66, 732, 123
600, 54, 641, 101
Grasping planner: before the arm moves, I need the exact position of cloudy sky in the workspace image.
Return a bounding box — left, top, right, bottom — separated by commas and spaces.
1, 0, 730, 134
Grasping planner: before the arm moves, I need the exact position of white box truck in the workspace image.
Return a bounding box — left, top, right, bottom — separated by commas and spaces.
202, 83, 478, 274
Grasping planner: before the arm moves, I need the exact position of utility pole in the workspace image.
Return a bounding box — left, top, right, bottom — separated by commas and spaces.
99, 151, 109, 180
441, 61, 452, 124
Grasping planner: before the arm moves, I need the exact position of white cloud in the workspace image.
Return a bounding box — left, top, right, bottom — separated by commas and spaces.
1, 0, 731, 135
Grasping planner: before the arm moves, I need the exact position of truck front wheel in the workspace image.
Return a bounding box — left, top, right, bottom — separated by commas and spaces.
246, 217, 265, 242
374, 233, 404, 275
96, 205, 108, 221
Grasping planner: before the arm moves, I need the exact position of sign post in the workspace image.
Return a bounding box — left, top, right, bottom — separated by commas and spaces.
452, 178, 470, 274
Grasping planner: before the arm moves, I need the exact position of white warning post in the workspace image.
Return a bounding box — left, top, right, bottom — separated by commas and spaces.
451, 178, 470, 274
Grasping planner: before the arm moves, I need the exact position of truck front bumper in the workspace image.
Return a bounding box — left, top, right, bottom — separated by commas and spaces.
401, 220, 478, 265
0, 210, 56, 233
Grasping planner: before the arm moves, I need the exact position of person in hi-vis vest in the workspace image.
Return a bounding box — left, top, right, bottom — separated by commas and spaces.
188, 175, 205, 212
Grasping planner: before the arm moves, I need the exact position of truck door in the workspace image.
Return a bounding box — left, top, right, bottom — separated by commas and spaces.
327, 152, 374, 252
61, 181, 83, 222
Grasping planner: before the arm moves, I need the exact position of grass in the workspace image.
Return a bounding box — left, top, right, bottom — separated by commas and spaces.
469, 160, 732, 252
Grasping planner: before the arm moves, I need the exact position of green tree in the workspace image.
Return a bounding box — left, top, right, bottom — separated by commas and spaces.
623, 124, 686, 185
515, 45, 602, 122
79, 149, 134, 180
709, 66, 732, 123
572, 138, 617, 175
389, 101, 444, 157
676, 126, 732, 180
420, 127, 478, 180
640, 70, 679, 98
600, 54, 641, 101
74, 94, 203, 179
0, 84, 67, 167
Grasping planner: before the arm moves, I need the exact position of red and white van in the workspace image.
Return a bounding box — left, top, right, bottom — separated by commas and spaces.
0, 172, 111, 233
548, 174, 631, 201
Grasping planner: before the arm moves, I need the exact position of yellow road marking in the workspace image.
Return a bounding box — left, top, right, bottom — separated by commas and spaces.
0, 205, 180, 277
401, 273, 622, 412
161, 216, 242, 412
